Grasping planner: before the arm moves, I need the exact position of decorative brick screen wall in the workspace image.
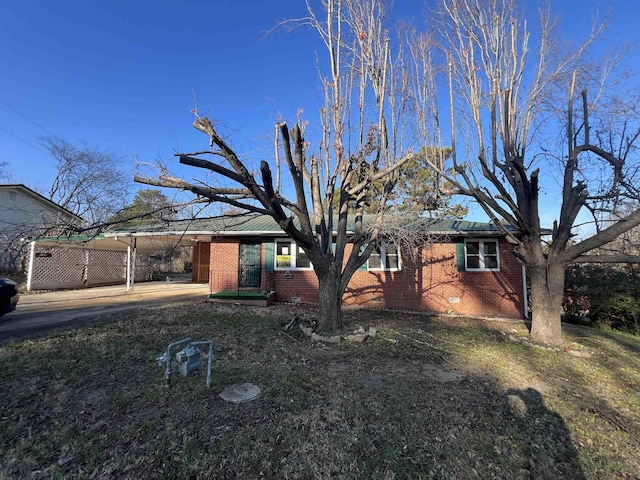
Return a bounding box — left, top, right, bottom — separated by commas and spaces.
28, 245, 152, 291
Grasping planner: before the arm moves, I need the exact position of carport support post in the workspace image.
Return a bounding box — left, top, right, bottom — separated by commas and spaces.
126, 238, 138, 292
132, 238, 137, 290
26, 241, 36, 292
126, 245, 132, 291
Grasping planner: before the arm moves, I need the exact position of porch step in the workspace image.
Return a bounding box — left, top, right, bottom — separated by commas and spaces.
208, 290, 275, 307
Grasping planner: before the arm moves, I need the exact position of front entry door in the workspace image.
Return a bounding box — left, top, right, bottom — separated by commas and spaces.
238, 241, 261, 288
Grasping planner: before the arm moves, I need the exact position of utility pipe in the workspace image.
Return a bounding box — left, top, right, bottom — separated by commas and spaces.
189, 340, 215, 388
160, 337, 191, 387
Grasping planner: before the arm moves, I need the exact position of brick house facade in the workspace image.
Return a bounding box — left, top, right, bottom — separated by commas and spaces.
191, 216, 527, 320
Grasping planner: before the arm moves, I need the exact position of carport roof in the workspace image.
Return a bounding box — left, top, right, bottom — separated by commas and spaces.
33, 214, 516, 252
32, 216, 284, 253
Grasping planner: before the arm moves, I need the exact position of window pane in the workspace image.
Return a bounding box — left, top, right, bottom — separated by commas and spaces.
466, 242, 480, 255
466, 256, 480, 269
484, 241, 497, 255
368, 253, 382, 269
484, 256, 498, 269
385, 244, 399, 269
276, 242, 292, 268
297, 246, 311, 268
386, 254, 399, 269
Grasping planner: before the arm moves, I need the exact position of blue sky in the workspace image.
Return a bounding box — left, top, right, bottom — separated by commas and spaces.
0, 1, 321, 193
1, 0, 639, 225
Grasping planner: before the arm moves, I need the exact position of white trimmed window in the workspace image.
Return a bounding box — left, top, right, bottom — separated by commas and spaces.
9, 190, 17, 201
275, 240, 312, 270
464, 239, 499, 271
368, 243, 400, 271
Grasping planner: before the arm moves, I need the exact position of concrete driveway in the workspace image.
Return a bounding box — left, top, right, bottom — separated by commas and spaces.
0, 280, 209, 345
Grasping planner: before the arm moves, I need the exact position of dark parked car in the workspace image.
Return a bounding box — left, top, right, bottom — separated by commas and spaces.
0, 278, 19, 317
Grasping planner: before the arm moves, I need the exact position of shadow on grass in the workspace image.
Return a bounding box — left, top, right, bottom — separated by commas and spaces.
564, 322, 640, 356
505, 388, 586, 480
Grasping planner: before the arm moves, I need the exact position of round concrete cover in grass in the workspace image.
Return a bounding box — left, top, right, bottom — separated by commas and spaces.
219, 383, 261, 403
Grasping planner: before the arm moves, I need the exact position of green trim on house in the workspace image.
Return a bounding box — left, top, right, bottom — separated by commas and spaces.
456, 242, 466, 272
208, 290, 275, 307
209, 290, 272, 300
264, 241, 274, 271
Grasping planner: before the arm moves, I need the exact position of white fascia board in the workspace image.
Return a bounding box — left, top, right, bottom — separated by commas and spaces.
103, 230, 287, 238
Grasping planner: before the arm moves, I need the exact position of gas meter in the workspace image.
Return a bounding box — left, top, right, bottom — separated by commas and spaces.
157, 338, 214, 388
176, 345, 202, 377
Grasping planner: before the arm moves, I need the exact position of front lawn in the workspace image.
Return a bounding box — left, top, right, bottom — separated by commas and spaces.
1, 303, 638, 479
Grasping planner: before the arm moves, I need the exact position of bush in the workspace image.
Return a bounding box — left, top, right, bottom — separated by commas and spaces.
565, 264, 640, 335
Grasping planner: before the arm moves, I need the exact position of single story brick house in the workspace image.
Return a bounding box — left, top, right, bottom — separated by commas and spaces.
189, 215, 527, 320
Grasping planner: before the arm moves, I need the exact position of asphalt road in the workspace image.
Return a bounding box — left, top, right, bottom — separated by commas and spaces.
0, 281, 209, 345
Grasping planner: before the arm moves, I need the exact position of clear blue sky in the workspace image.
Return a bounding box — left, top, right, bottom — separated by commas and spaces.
1, 0, 638, 223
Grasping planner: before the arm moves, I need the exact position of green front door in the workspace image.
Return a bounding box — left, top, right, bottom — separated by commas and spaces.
239, 241, 261, 288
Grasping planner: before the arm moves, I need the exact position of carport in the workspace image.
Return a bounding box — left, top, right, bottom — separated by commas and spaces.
26, 229, 203, 292
25, 217, 277, 293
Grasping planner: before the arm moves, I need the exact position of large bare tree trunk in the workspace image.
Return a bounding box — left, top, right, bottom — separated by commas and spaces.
316, 264, 345, 332
528, 263, 565, 345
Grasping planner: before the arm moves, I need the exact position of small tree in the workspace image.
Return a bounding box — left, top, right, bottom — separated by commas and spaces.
135, 0, 424, 332
395, 148, 466, 218
108, 189, 175, 228
422, 0, 640, 344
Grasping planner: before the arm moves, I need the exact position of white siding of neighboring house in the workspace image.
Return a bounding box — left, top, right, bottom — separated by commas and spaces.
0, 186, 80, 270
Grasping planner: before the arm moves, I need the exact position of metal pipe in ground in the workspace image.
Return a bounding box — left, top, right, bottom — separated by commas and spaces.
189, 340, 214, 388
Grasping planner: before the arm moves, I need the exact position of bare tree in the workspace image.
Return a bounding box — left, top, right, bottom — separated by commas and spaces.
422, 0, 640, 344
45, 137, 132, 225
0, 161, 9, 181
135, 0, 419, 331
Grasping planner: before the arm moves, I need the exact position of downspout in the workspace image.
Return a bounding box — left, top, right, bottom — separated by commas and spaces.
522, 264, 529, 319
26, 241, 36, 292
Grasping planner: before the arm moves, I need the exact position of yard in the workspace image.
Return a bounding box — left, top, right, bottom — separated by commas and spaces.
1, 302, 638, 479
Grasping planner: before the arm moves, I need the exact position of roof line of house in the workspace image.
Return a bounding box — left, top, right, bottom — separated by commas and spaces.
102, 229, 509, 238
1, 183, 83, 221
104, 230, 284, 238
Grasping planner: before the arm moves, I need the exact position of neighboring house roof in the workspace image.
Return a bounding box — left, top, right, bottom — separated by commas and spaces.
0, 184, 83, 222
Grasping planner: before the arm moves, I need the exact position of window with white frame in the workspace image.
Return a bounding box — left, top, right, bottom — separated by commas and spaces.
9, 190, 17, 201
465, 239, 499, 271
368, 242, 400, 271
275, 240, 312, 270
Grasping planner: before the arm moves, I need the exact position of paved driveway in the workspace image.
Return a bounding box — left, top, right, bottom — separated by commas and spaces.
0, 280, 209, 345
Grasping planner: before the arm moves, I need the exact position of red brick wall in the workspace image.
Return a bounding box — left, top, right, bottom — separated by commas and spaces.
206, 237, 525, 319
342, 239, 524, 319
271, 267, 319, 304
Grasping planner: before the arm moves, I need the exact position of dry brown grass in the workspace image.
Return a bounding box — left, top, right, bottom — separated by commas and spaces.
1, 302, 638, 479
